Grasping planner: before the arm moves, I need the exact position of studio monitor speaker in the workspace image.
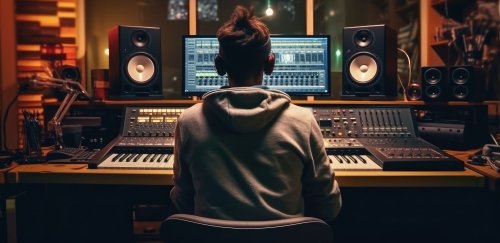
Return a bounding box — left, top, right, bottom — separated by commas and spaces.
108, 25, 163, 100
449, 65, 484, 102
421, 65, 485, 102
421, 66, 448, 101
342, 24, 397, 98
51, 65, 81, 100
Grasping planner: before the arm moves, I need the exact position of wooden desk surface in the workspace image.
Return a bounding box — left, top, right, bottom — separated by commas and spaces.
6, 163, 484, 188
447, 149, 500, 191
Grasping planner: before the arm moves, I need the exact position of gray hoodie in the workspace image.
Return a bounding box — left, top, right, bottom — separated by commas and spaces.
170, 87, 341, 222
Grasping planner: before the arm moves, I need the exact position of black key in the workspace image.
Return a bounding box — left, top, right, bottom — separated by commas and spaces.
165, 154, 172, 163
111, 154, 121, 162
355, 155, 367, 164
150, 154, 159, 162
143, 154, 153, 162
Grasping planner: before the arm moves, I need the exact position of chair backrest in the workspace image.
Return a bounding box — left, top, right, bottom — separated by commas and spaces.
160, 214, 333, 243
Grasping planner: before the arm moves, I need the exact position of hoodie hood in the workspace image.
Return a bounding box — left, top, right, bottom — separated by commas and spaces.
202, 87, 291, 133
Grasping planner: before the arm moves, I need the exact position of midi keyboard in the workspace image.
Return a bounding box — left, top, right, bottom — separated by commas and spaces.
89, 107, 185, 170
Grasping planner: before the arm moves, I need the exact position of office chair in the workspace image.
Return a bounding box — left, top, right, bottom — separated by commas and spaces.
160, 214, 333, 243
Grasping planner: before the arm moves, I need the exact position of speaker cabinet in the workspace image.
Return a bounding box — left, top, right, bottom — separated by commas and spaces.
50, 65, 81, 100
342, 24, 397, 98
449, 65, 484, 101
421, 66, 449, 101
108, 25, 163, 100
421, 65, 485, 102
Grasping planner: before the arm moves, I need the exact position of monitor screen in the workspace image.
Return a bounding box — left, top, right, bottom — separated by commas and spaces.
182, 35, 331, 96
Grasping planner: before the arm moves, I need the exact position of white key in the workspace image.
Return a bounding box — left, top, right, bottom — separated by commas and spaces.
329, 155, 382, 170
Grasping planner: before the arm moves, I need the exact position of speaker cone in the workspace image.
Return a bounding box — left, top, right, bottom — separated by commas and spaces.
453, 85, 469, 99
353, 29, 373, 47
62, 69, 77, 80
424, 68, 442, 84
425, 85, 441, 99
451, 67, 469, 85
406, 83, 422, 101
348, 53, 379, 84
127, 54, 155, 84
56, 65, 80, 81
131, 30, 149, 47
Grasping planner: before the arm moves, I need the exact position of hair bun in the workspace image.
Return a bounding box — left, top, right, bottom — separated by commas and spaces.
232, 5, 253, 28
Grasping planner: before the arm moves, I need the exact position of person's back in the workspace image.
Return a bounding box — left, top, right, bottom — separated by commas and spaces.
170, 5, 341, 224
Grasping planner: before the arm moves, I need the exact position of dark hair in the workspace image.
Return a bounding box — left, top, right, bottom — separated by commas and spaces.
216, 6, 271, 81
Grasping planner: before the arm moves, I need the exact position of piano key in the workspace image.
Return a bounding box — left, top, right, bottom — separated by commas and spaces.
143, 154, 153, 162
328, 154, 381, 170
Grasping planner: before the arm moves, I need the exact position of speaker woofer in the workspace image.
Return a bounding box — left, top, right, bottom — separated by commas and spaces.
451, 67, 470, 85
406, 83, 422, 101
126, 54, 155, 84
353, 29, 373, 47
423, 68, 442, 84
425, 85, 442, 99
56, 65, 80, 81
348, 53, 379, 84
131, 30, 149, 47
453, 85, 469, 99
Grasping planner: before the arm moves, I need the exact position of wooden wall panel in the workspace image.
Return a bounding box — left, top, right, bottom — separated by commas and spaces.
15, 0, 77, 149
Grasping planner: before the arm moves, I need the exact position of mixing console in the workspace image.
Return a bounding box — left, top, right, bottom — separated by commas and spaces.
311, 106, 463, 171
89, 107, 185, 169
90, 105, 463, 171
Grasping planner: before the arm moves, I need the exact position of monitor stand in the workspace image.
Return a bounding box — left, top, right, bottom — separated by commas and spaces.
306, 96, 315, 102
191, 96, 200, 101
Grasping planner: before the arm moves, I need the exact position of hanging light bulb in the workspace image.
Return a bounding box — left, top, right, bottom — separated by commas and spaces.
265, 7, 274, 16
265, 0, 273, 16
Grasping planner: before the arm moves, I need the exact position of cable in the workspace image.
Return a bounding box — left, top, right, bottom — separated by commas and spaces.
490, 133, 499, 145
445, 0, 451, 66
397, 48, 412, 101
397, 48, 412, 87
397, 75, 407, 101
2, 88, 23, 151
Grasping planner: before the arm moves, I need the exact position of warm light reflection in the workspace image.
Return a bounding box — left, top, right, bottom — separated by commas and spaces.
104, 48, 109, 56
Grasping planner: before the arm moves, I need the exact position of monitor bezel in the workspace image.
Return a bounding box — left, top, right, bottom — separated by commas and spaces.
181, 34, 331, 97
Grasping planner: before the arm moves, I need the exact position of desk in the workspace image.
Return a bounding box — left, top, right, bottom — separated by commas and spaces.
448, 149, 500, 191
3, 156, 498, 243
6, 163, 484, 188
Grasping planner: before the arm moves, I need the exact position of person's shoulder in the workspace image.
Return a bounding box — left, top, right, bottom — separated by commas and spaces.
178, 103, 203, 120
287, 103, 314, 114
282, 103, 315, 120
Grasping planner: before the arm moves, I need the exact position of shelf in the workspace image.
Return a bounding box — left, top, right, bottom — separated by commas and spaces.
431, 40, 460, 65
42, 99, 498, 107
431, 0, 476, 23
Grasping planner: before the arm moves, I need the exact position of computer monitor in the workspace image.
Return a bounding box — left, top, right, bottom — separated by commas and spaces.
182, 35, 331, 96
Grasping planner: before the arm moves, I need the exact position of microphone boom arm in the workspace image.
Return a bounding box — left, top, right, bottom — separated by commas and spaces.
30, 74, 91, 150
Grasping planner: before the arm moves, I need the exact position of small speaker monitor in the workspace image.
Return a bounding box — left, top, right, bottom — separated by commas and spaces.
342, 24, 397, 99
449, 65, 484, 102
108, 25, 163, 100
421, 66, 448, 101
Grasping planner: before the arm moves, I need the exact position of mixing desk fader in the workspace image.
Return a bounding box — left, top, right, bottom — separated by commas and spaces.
89, 107, 186, 169
311, 106, 464, 171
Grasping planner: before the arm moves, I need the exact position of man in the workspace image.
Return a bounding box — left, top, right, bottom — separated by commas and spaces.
170, 5, 341, 224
